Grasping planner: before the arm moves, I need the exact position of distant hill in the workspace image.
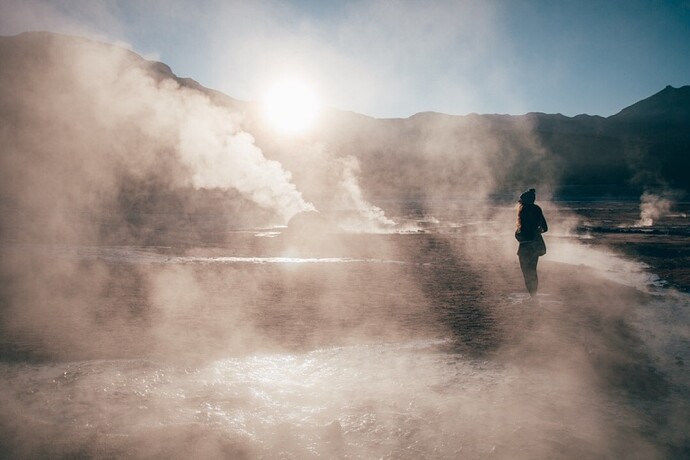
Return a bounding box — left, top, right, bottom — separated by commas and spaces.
242, 77, 690, 204
1, 32, 689, 244
610, 85, 690, 122
283, 85, 690, 202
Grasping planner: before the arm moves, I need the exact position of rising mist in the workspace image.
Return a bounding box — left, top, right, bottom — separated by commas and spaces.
1, 32, 688, 459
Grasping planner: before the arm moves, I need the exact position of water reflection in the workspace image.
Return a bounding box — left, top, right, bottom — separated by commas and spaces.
1, 203, 689, 458
1, 341, 517, 459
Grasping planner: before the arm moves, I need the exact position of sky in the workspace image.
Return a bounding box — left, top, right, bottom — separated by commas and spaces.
1, 0, 689, 118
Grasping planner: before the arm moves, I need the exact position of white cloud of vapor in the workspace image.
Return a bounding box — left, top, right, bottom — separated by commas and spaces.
636, 191, 672, 227
69, 36, 314, 223
333, 155, 395, 231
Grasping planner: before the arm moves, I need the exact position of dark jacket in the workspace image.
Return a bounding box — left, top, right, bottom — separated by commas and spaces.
516, 203, 547, 242
516, 203, 548, 256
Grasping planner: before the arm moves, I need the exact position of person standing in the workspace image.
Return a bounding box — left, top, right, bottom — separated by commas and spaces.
515, 188, 548, 296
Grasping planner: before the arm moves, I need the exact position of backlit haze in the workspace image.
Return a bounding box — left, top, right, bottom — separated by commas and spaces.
1, 1, 689, 459
1, 0, 689, 118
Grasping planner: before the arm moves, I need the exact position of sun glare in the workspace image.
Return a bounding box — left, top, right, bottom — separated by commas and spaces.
261, 77, 320, 135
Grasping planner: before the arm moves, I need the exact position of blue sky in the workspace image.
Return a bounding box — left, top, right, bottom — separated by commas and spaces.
1, 0, 689, 118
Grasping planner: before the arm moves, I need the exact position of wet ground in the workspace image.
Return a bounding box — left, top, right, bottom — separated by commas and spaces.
0, 202, 688, 459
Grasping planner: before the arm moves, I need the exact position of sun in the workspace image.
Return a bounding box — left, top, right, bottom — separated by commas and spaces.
261, 77, 320, 135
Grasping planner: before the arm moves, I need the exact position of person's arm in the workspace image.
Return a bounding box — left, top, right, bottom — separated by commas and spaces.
540, 211, 548, 233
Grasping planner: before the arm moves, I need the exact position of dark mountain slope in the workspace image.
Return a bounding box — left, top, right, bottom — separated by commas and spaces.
1, 31, 688, 241
611, 85, 690, 122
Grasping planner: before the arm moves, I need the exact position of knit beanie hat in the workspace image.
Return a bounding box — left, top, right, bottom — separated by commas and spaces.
519, 188, 536, 204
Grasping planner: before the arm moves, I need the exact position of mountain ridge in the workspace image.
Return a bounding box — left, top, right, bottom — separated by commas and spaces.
1, 31, 689, 236
3, 32, 687, 122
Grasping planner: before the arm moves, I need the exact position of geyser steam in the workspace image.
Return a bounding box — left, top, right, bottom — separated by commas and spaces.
636, 191, 672, 227
335, 156, 395, 231
109, 54, 314, 224
0, 33, 313, 229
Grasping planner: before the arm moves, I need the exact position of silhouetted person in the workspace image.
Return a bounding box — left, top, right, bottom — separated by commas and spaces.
515, 188, 548, 296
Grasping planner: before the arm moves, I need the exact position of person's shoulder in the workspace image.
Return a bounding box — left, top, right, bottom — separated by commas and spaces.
535, 204, 546, 218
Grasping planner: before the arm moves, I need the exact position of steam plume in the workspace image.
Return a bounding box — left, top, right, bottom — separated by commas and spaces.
636, 191, 672, 227
112, 55, 314, 224
334, 156, 395, 232
0, 33, 313, 229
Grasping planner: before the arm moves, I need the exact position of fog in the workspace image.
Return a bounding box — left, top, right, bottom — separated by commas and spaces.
0, 32, 688, 459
